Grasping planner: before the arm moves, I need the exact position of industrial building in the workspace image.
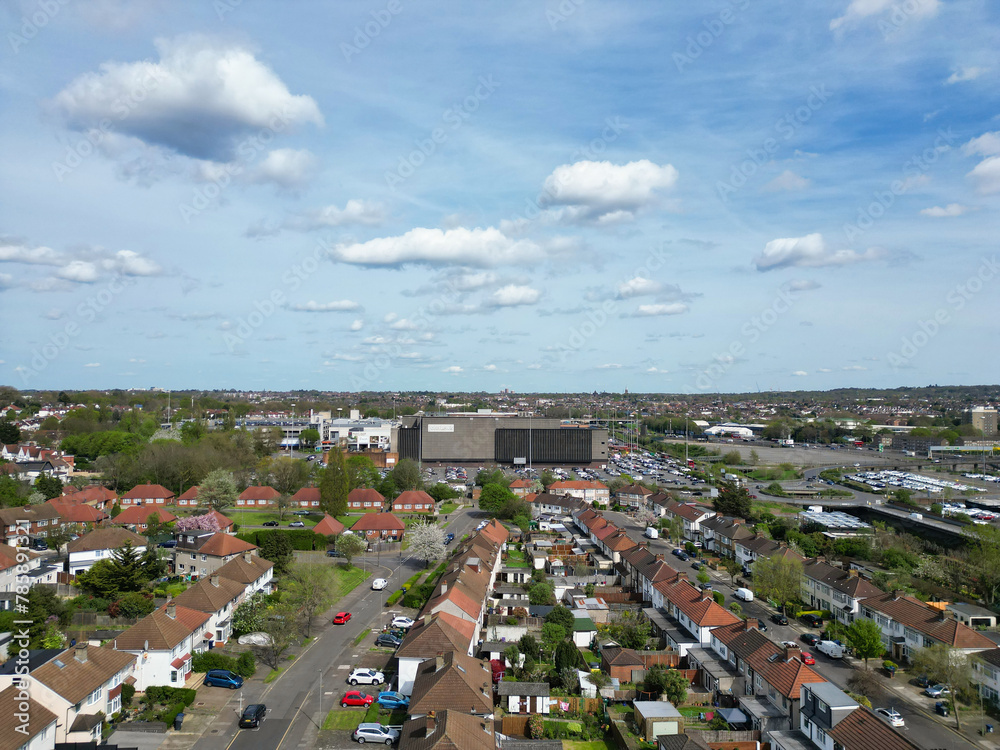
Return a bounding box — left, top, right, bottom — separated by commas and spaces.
394, 412, 609, 466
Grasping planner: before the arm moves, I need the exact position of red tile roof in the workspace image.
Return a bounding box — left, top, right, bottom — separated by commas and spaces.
313, 514, 346, 536
46, 498, 108, 524
178, 487, 200, 501
291, 486, 321, 503
655, 580, 741, 628
348, 487, 386, 505
114, 505, 177, 526
121, 483, 174, 500
863, 591, 996, 649
239, 485, 279, 501
197, 533, 257, 557
351, 512, 405, 531
394, 489, 435, 506
478, 519, 509, 546
548, 480, 608, 490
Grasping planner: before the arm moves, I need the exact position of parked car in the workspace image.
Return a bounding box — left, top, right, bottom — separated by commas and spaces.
289, 520, 305, 527
262, 521, 279, 527
158, 540, 178, 548
817, 640, 844, 659
371, 578, 388, 591
341, 691, 375, 707
734, 587, 754, 602
914, 674, 931, 688
376, 691, 409, 709
801, 633, 820, 646
771, 613, 788, 626
444, 533, 455, 544
391, 616, 415, 629
239, 704, 267, 729
353, 723, 401, 745
925, 684, 950, 698
348, 668, 385, 685
327, 549, 343, 557
755, 618, 767, 632
204, 669, 244, 689
875, 708, 904, 727
375, 633, 401, 648
801, 652, 815, 665
333, 611, 353, 625
801, 614, 823, 628
30, 538, 48, 551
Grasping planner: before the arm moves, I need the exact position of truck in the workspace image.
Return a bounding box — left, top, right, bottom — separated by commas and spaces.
817, 640, 844, 659
644, 526, 659, 539
734, 587, 754, 602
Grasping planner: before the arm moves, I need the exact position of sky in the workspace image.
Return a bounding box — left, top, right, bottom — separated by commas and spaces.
1, 0, 998, 394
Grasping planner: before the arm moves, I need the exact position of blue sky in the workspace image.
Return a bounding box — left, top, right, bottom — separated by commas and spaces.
2, 0, 998, 393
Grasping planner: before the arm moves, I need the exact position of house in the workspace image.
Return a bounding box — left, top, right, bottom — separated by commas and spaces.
119, 483, 175, 507
290, 486, 322, 509
176, 486, 200, 507
601, 647, 646, 682
66, 528, 147, 575
396, 612, 478, 695
633, 701, 684, 742
0, 644, 136, 744
736, 537, 803, 574
171, 573, 246, 645
615, 483, 654, 510
45, 497, 109, 526
113, 505, 177, 533
215, 550, 274, 596
947, 602, 998, 629
599, 528, 638, 564
742, 643, 826, 731
397, 709, 496, 750
237, 485, 279, 507
531, 493, 582, 518
347, 487, 386, 512
173, 532, 258, 579
647, 492, 672, 517
477, 518, 510, 548
393, 490, 436, 514
0, 544, 55, 603
0, 505, 64, 546
548, 480, 610, 507
652, 579, 741, 650
112, 602, 211, 690
409, 651, 493, 717
616, 546, 681, 601
801, 560, 883, 625
0, 683, 57, 750
197, 509, 237, 534
700, 516, 754, 559
61, 484, 117, 512
350, 512, 405, 541
663, 501, 716, 543
312, 514, 346, 537
509, 478, 534, 497
497, 682, 551, 714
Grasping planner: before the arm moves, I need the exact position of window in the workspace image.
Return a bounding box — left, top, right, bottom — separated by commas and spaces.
190, 553, 196, 560
179, 563, 185, 570
201, 554, 207, 561
171, 670, 178, 682
87, 687, 102, 705
816, 728, 826, 743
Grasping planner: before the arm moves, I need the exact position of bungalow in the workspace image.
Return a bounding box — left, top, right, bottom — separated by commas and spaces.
409, 651, 493, 717
497, 682, 551, 714
66, 528, 147, 575
347, 487, 386, 512
290, 486, 322, 509
112, 602, 211, 690
171, 573, 246, 645
312, 514, 346, 537
237, 485, 279, 508
176, 486, 200, 507
119, 483, 175, 507
392, 490, 436, 514
62, 484, 117, 512
113, 505, 177, 533
46, 497, 109, 526
350, 512, 405, 541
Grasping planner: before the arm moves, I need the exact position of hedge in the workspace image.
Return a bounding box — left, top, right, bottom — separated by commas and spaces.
191, 650, 256, 678
236, 529, 325, 551
386, 589, 404, 606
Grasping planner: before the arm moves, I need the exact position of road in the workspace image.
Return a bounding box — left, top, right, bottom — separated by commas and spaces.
191, 505, 483, 750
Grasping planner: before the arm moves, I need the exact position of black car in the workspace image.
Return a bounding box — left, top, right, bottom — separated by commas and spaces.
771, 613, 788, 626
677, 552, 689, 562
444, 533, 455, 545
262, 521, 279, 527
239, 704, 266, 729
756, 618, 767, 632
326, 549, 343, 557
375, 633, 402, 648
801, 614, 823, 628
801, 633, 820, 646
29, 538, 48, 551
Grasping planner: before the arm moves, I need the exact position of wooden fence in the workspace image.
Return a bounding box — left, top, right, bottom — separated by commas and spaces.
638, 651, 681, 668
698, 730, 761, 743
501, 716, 530, 736
549, 696, 603, 714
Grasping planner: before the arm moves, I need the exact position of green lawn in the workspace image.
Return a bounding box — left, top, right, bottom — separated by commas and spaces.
352, 628, 371, 646
439, 502, 459, 514
322, 708, 366, 730
264, 668, 283, 683
227, 509, 321, 528
505, 549, 530, 567
332, 565, 370, 601
564, 740, 616, 750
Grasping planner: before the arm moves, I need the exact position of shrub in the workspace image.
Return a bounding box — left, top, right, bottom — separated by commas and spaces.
882, 660, 897, 672
506, 616, 518, 625
121, 683, 135, 709
235, 651, 256, 678
526, 714, 544, 739
713, 591, 725, 605
191, 652, 237, 673
386, 590, 404, 606
707, 716, 728, 730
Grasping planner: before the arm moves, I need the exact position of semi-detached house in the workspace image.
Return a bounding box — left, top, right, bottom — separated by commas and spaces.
800, 559, 883, 626
171, 573, 246, 645
113, 602, 211, 691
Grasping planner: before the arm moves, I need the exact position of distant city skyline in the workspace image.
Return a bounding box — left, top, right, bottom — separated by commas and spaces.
3, 2, 998, 392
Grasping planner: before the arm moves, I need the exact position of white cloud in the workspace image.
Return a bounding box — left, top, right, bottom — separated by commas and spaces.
830, 0, 938, 31
284, 199, 386, 231
921, 203, 973, 217
842, 365, 868, 371
764, 170, 810, 192
646, 366, 669, 374
287, 300, 360, 312
488, 285, 541, 307
817, 367, 832, 373
43, 309, 65, 320
632, 303, 688, 317
946, 67, 988, 85
390, 318, 418, 330
786, 279, 821, 291
84, 362, 101, 367
56, 261, 100, 283
616, 276, 662, 298
49, 35, 323, 162
0, 241, 64, 266
105, 249, 163, 276
754, 233, 883, 271
247, 149, 319, 189
968, 157, 1000, 194
350, 319, 364, 331
963, 132, 1000, 157
541, 160, 678, 221
442, 365, 463, 373
792, 370, 808, 376
483, 364, 497, 371
597, 363, 623, 369
324, 353, 364, 362
328, 227, 544, 268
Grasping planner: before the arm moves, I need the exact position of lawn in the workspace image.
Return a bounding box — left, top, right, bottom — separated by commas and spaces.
352, 628, 371, 646
564, 740, 616, 750
505, 549, 530, 568
264, 668, 283, 683
439, 502, 459, 514
227, 509, 321, 528
332, 565, 370, 601
322, 708, 366, 730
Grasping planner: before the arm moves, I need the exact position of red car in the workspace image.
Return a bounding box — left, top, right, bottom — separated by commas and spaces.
333, 611, 352, 625
801, 652, 815, 665
341, 690, 374, 707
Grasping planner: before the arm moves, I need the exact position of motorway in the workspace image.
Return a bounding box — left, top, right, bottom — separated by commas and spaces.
189, 506, 484, 750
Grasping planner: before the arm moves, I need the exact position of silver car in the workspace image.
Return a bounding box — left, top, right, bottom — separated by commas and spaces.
353, 723, 400, 745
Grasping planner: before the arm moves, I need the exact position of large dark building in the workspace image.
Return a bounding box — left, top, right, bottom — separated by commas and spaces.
394, 413, 609, 466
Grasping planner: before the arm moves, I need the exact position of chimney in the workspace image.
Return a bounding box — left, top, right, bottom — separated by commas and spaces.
654, 553, 664, 562
74, 643, 88, 663
784, 644, 801, 661
744, 618, 758, 631
440, 582, 448, 596
893, 589, 905, 600
166, 602, 176, 619
243, 551, 252, 564
211, 574, 220, 587
702, 590, 714, 602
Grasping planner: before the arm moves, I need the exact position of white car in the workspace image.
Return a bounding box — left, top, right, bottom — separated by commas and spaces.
875, 708, 904, 727
371, 578, 388, 590
391, 616, 415, 629
348, 668, 386, 686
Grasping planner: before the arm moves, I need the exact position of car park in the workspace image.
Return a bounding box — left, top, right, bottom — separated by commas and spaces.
875, 708, 904, 727
353, 723, 401, 745
376, 691, 409, 709
333, 611, 353, 625
371, 578, 388, 590
204, 669, 244, 689
375, 633, 402, 648
391, 616, 415, 629
239, 704, 267, 729
342, 691, 375, 707
348, 668, 385, 685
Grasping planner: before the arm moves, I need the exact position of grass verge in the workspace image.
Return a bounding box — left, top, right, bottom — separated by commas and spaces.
322, 709, 366, 730
264, 668, 283, 683
352, 628, 371, 646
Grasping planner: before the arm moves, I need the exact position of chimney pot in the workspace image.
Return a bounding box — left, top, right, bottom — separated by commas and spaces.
243, 551, 252, 564
784, 644, 801, 661
211, 574, 220, 587
893, 589, 905, 600
74, 643, 88, 663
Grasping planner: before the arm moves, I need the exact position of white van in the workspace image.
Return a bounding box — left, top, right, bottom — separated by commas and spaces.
734, 587, 754, 602
817, 640, 844, 659
644, 527, 659, 540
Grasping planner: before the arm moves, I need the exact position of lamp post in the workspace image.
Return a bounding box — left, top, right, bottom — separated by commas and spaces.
318, 669, 323, 724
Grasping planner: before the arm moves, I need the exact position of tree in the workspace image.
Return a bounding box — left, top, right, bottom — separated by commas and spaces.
336, 533, 367, 568
713, 481, 753, 519
110, 592, 156, 619
275, 494, 293, 523
407, 521, 446, 565
480, 483, 516, 515
604, 610, 651, 650
662, 669, 689, 704
751, 555, 802, 613
554, 639, 579, 674
519, 634, 538, 663
540, 622, 565, 660
847, 668, 884, 704
254, 604, 298, 670
346, 455, 380, 489
299, 428, 320, 449
199, 469, 238, 512
0, 420, 20, 444
642, 666, 668, 699
263, 457, 310, 496
721, 557, 742, 584
233, 592, 268, 636
33, 475, 62, 500
967, 525, 1000, 605
476, 467, 509, 488
391, 458, 422, 492
559, 667, 579, 693
427, 482, 460, 503
749, 449, 760, 466
257, 531, 294, 575
910, 644, 973, 730
284, 563, 335, 637
528, 581, 555, 606
697, 570, 711, 586
75, 541, 148, 598
319, 451, 349, 516
728, 602, 742, 616
545, 605, 575, 632
845, 619, 886, 668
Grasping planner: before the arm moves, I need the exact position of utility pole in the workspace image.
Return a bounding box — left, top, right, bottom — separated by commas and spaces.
318, 669, 323, 723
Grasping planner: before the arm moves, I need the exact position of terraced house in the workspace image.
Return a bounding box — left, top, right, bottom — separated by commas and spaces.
800, 560, 883, 625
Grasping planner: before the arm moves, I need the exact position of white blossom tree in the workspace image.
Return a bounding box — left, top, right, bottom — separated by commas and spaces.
407, 521, 446, 566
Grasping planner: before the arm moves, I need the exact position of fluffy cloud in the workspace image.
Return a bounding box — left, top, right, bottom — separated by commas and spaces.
488, 285, 541, 307
754, 233, 883, 271
616, 276, 662, 298
349, 319, 364, 331
247, 149, 319, 189
946, 67, 988, 84
964, 132, 1000, 158
287, 300, 360, 312
968, 157, 1000, 194
442, 365, 463, 373
56, 261, 100, 283
792, 370, 808, 376
328, 227, 544, 268
632, 303, 688, 317
106, 249, 163, 276
0, 241, 64, 266
541, 160, 678, 221
50, 35, 323, 162
921, 203, 973, 217
830, 0, 938, 31
764, 170, 810, 192
283, 199, 386, 231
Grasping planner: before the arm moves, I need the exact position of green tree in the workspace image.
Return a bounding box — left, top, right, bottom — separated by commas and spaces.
641, 666, 668, 699
662, 669, 689, 705
199, 468, 238, 512
232, 592, 268, 636
257, 531, 294, 575
966, 525, 1000, 605
604, 610, 651, 650
476, 467, 510, 488
0, 420, 20, 444
540, 622, 565, 660
319, 451, 349, 516
75, 541, 148, 598
33, 475, 63, 500
519, 634, 539, 663
751, 555, 803, 613
554, 639, 579, 674
299, 428, 320, 449
180, 421, 206, 445
910, 644, 972, 730
480, 483, 516, 515
254, 604, 298, 670
111, 592, 156, 619
545, 605, 575, 632
336, 533, 367, 568
283, 563, 335, 637
263, 456, 310, 496
25, 586, 69, 647
529, 581, 555, 606
697, 570, 711, 586
427, 482, 460, 502
749, 449, 760, 466
713, 481, 753, 519
346, 455, 380, 489
391, 458, 422, 491
845, 619, 886, 669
